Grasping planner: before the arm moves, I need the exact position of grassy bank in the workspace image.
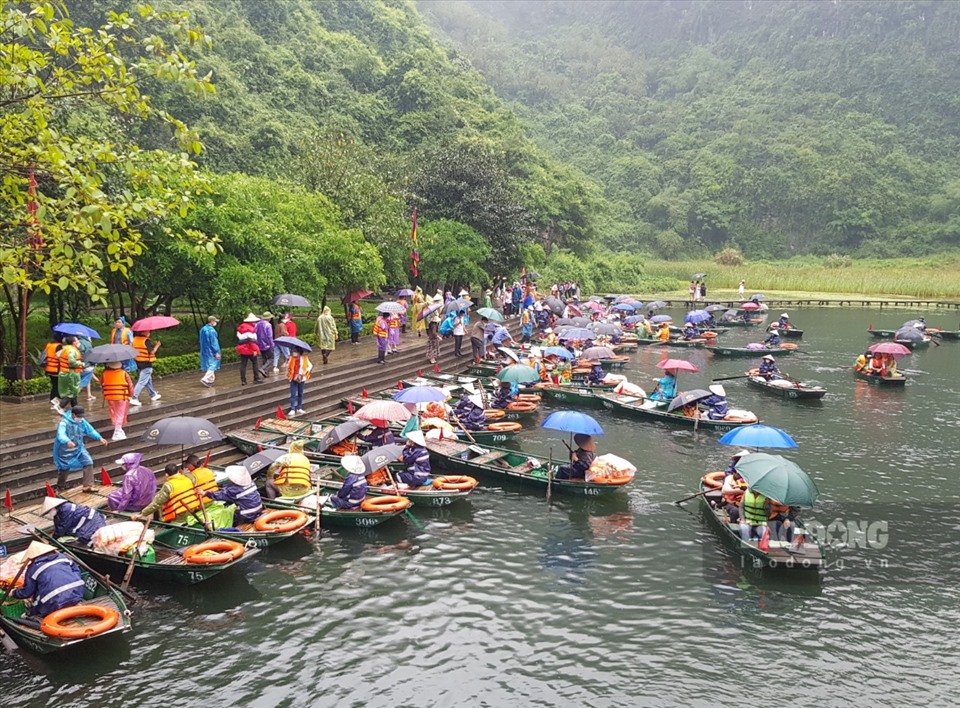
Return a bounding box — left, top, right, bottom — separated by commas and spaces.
642, 256, 960, 299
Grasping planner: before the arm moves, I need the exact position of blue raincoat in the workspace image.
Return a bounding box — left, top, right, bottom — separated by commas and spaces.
330, 473, 367, 510
649, 373, 677, 402
12, 552, 85, 618
199, 323, 221, 372
398, 445, 431, 487
52, 502, 106, 544
53, 412, 102, 471
701, 394, 729, 420
208, 482, 264, 524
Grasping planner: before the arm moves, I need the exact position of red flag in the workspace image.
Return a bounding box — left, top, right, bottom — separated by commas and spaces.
255, 416, 262, 429
100, 468, 112, 486
433, 363, 440, 373
362, 388, 368, 398
476, 355, 481, 364
417, 369, 422, 377
258, 444, 263, 452
277, 406, 286, 420
868, 324, 873, 331
397, 380, 403, 390
3, 489, 11, 511
203, 449, 212, 467
347, 400, 354, 415
45, 482, 56, 497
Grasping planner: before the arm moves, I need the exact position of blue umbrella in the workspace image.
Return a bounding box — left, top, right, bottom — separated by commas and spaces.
393, 386, 446, 403
53, 322, 101, 339
612, 303, 636, 312
650, 315, 673, 324
685, 309, 711, 324
624, 315, 645, 325
750, 293, 765, 300
557, 328, 595, 341
646, 301, 666, 310
274, 335, 312, 352
544, 346, 574, 360
542, 411, 605, 436
718, 424, 797, 449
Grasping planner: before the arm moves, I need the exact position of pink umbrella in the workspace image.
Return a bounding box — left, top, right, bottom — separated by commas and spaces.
354, 400, 412, 428
583, 301, 603, 312
868, 342, 912, 358
131, 316, 180, 332
656, 358, 700, 373
741, 302, 761, 311
566, 304, 583, 316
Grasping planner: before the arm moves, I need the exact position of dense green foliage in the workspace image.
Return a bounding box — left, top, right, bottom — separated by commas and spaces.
419, 0, 960, 258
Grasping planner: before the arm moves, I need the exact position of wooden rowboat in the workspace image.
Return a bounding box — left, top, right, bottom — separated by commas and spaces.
853, 369, 907, 386
710, 344, 797, 357
768, 326, 804, 339
532, 383, 605, 408
263, 497, 409, 529
313, 464, 475, 508
425, 438, 630, 497
745, 376, 826, 400
698, 482, 823, 571
0, 535, 133, 653
596, 392, 758, 432
719, 318, 765, 327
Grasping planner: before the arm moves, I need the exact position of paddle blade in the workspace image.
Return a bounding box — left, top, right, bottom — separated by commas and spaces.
100, 468, 112, 486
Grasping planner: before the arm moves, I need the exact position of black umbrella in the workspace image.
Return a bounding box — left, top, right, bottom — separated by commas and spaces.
141, 416, 223, 446
587, 296, 606, 303
274, 335, 312, 352
705, 304, 727, 313
667, 389, 713, 413
542, 297, 564, 315
893, 326, 923, 342
526, 271, 540, 280
570, 316, 592, 327
720, 309, 739, 320
315, 420, 370, 452
901, 319, 924, 329
444, 298, 472, 314
241, 448, 286, 475
554, 317, 576, 327
360, 444, 405, 474
272, 294, 311, 308
647, 301, 666, 310
85, 344, 138, 363
589, 322, 622, 336
692, 272, 706, 279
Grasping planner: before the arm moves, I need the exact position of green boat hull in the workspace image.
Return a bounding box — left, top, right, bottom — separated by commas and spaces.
597, 393, 756, 431
536, 385, 605, 408
265, 498, 406, 528
710, 346, 796, 357
853, 369, 907, 386
745, 377, 826, 400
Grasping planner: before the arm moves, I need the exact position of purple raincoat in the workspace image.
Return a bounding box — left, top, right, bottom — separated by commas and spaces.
107, 452, 158, 512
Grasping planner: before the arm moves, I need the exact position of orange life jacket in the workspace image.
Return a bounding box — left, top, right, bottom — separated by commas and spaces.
723, 477, 747, 504
58, 344, 83, 374
768, 501, 790, 518
111, 326, 133, 346
133, 335, 156, 364
101, 368, 129, 401
161, 469, 218, 522
44, 342, 62, 374
372, 319, 389, 338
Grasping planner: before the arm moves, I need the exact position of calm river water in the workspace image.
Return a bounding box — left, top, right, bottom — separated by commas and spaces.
3, 307, 958, 707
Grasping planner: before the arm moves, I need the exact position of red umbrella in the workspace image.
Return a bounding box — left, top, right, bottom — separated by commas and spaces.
353, 400, 412, 428
656, 358, 699, 373
131, 316, 180, 332
741, 302, 761, 311
343, 290, 373, 304
868, 342, 912, 358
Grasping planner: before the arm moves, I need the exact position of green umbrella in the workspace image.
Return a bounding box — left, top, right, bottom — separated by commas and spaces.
734, 453, 819, 507
497, 364, 540, 384
477, 307, 504, 322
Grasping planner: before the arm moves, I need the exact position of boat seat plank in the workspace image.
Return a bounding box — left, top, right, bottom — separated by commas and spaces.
472, 451, 509, 465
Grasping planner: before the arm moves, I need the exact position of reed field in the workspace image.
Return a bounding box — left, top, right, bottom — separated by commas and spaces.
642, 256, 960, 300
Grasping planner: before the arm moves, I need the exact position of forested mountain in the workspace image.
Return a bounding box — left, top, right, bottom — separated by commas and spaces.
418, 0, 960, 257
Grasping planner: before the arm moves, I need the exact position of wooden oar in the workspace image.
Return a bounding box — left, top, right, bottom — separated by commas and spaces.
674, 489, 713, 505
546, 447, 553, 504
450, 414, 478, 444
313, 478, 321, 538
120, 518, 151, 592
711, 374, 752, 382
27, 527, 137, 603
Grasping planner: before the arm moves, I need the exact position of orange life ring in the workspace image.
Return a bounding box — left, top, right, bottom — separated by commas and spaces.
360, 495, 411, 513
724, 413, 759, 424
487, 421, 522, 432
432, 475, 478, 491
506, 401, 537, 412
702, 331, 718, 338
254, 509, 308, 533
781, 343, 798, 350
702, 471, 725, 489
516, 394, 542, 403
484, 409, 506, 420
41, 604, 119, 639
747, 368, 760, 376
183, 540, 245, 564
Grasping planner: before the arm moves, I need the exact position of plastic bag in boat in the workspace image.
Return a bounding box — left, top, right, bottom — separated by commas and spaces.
586, 454, 637, 483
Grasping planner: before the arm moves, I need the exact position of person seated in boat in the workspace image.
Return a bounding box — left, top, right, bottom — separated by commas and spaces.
682, 321, 700, 340
264, 440, 313, 499
724, 449, 750, 477
721, 471, 748, 523
359, 425, 395, 447
703, 315, 717, 329
41, 497, 106, 545
738, 487, 770, 544
883, 353, 898, 377
424, 400, 447, 420
554, 359, 572, 384
868, 352, 886, 376
854, 350, 871, 372
679, 402, 698, 418
491, 380, 515, 409
134, 458, 219, 522
463, 403, 488, 431
763, 330, 781, 347
649, 370, 677, 402
454, 393, 475, 419
700, 384, 729, 420
397, 431, 431, 488
766, 498, 798, 549
757, 355, 783, 380
913, 317, 926, 332
201, 465, 263, 526
107, 452, 157, 513
740, 310, 753, 323
9, 541, 85, 621
543, 328, 558, 347
640, 319, 654, 338
777, 313, 791, 330
555, 434, 597, 481
656, 322, 671, 341
328, 455, 369, 510
587, 362, 605, 386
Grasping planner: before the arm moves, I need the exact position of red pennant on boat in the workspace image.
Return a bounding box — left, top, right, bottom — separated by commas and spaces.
203, 449, 212, 467
3, 488, 11, 511
417, 369, 423, 377
277, 406, 286, 420
100, 468, 112, 486
476, 355, 481, 364
255, 416, 262, 429
258, 444, 263, 452
868, 324, 873, 331
347, 400, 354, 415
397, 380, 403, 390
362, 388, 368, 398
45, 482, 56, 497
758, 526, 770, 552
433, 363, 440, 373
